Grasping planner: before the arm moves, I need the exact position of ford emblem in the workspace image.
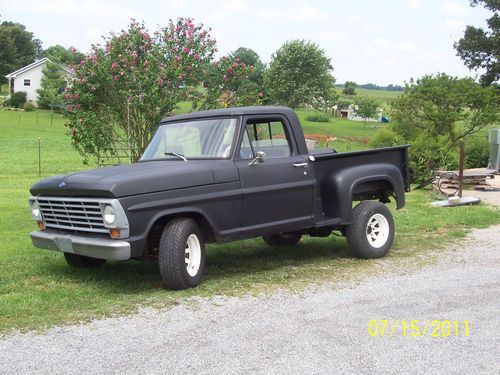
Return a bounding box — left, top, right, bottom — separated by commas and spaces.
59, 181, 66, 188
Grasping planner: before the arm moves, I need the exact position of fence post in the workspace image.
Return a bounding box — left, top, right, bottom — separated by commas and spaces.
38, 137, 41, 177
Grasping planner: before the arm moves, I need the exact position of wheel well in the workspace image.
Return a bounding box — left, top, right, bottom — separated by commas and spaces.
145, 212, 215, 258
352, 179, 394, 204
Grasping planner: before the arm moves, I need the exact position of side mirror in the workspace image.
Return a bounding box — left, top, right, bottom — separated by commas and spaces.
248, 151, 266, 165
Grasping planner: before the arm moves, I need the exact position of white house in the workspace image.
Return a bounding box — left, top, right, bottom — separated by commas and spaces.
5, 58, 71, 103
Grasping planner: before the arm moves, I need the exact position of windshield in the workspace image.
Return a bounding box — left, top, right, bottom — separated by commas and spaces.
141, 118, 238, 160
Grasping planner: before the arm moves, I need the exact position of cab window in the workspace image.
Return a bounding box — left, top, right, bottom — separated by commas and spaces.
241, 119, 292, 159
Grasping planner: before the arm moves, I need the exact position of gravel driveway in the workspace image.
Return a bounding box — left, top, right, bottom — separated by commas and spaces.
1, 226, 499, 375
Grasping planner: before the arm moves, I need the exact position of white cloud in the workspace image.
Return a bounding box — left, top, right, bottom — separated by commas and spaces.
4, 0, 144, 19
408, 0, 422, 10
441, 2, 468, 15
347, 15, 360, 23
203, 0, 248, 22
86, 27, 105, 41
443, 19, 466, 32
315, 31, 347, 43
397, 41, 417, 52
374, 37, 390, 48
260, 4, 327, 21
363, 25, 381, 33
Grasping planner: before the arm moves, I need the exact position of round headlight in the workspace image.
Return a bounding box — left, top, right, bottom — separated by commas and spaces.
30, 200, 40, 220
103, 205, 116, 225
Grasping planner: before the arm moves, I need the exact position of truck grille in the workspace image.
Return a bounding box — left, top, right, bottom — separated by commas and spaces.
37, 197, 107, 233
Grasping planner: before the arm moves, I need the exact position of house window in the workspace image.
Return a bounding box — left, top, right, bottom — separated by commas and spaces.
23, 79, 31, 86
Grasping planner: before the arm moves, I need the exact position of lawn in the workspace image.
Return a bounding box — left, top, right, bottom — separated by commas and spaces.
1, 108, 498, 333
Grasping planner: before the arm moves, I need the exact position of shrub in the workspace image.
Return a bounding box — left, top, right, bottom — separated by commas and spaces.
464, 135, 489, 169
305, 113, 330, 122
23, 102, 35, 112
408, 135, 458, 183
9, 91, 27, 108
369, 127, 399, 148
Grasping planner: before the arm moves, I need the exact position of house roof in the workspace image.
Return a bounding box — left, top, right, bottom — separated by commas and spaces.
5, 58, 72, 78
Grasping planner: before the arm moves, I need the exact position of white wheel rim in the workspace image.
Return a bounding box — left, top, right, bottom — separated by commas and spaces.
366, 213, 390, 249
185, 234, 201, 277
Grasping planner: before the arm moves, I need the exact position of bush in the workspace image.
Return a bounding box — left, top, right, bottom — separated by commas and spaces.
9, 91, 27, 108
23, 102, 35, 112
408, 135, 458, 183
464, 135, 489, 169
369, 127, 399, 148
305, 113, 330, 122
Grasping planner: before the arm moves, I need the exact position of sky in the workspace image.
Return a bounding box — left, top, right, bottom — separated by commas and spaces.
0, 0, 492, 85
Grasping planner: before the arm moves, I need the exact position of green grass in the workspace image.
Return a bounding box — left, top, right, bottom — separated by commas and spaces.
1, 108, 499, 333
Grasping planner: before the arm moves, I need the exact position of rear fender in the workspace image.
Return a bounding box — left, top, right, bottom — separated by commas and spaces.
322, 163, 405, 223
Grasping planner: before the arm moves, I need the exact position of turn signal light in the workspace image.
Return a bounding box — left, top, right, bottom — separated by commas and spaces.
109, 229, 121, 239
37, 221, 45, 230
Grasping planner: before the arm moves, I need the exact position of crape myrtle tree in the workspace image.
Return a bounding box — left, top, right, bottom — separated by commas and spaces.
64, 18, 216, 163
265, 40, 335, 109
196, 55, 264, 109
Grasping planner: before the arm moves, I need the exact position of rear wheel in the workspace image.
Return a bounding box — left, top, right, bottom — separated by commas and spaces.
345, 201, 394, 259
159, 218, 205, 290
262, 232, 302, 247
64, 253, 106, 268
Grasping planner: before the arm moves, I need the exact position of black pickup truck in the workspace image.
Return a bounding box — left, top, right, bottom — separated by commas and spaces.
29, 106, 409, 289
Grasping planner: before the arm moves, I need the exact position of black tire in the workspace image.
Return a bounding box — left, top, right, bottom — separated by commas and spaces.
64, 253, 106, 268
262, 232, 302, 247
159, 218, 205, 290
345, 201, 394, 259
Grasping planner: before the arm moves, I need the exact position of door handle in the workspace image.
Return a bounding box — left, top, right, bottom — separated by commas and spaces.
293, 162, 308, 168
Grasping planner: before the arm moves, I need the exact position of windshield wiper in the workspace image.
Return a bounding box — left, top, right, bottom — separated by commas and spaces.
163, 152, 188, 161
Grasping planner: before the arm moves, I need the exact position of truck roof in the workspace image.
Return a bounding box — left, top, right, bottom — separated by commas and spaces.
160, 106, 297, 123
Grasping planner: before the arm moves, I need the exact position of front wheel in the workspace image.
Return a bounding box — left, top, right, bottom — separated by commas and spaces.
262, 232, 302, 247
159, 218, 206, 290
345, 201, 394, 259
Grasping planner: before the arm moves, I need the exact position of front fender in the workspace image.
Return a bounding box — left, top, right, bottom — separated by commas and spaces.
322, 163, 405, 223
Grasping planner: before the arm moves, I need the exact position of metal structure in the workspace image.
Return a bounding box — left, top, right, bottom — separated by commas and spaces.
488, 129, 500, 173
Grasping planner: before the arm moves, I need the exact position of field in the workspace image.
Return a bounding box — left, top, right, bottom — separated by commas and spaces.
354, 88, 401, 103
1, 107, 499, 333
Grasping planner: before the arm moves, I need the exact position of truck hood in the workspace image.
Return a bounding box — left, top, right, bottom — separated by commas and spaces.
30, 160, 239, 198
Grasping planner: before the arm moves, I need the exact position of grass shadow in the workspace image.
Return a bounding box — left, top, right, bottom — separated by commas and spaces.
41, 236, 351, 294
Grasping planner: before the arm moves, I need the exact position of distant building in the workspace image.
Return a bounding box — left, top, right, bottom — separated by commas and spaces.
347, 104, 383, 122
4, 58, 71, 103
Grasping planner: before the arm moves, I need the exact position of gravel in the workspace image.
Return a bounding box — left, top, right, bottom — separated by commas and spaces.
1, 225, 499, 375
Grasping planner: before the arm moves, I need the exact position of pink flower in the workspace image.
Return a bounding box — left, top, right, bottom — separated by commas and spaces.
111, 63, 118, 69
183, 47, 191, 53
194, 53, 199, 60
158, 78, 164, 86
175, 55, 182, 61
258, 92, 264, 98
143, 60, 149, 67
114, 75, 118, 81
241, 63, 246, 68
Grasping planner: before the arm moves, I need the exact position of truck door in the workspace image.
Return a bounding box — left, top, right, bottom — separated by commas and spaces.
235, 115, 314, 236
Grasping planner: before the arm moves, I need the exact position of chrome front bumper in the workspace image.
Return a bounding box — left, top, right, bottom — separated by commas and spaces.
30, 230, 131, 261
